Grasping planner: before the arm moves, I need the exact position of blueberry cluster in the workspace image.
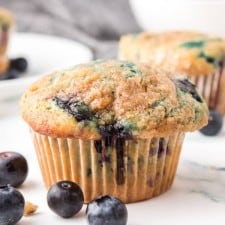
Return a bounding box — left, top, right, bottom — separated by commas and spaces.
47, 181, 128, 225
0, 151, 128, 225
53, 96, 133, 140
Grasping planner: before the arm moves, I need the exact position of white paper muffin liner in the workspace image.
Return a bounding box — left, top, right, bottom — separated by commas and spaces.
31, 130, 185, 203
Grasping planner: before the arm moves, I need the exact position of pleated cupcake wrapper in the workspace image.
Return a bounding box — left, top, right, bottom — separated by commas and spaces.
189, 63, 225, 114
31, 130, 185, 203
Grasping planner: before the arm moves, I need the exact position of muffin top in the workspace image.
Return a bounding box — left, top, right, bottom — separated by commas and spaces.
0, 8, 14, 30
20, 60, 208, 139
119, 31, 225, 76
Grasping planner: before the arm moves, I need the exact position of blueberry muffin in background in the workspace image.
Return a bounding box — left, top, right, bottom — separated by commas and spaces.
20, 59, 208, 203
119, 31, 225, 116
0, 7, 14, 75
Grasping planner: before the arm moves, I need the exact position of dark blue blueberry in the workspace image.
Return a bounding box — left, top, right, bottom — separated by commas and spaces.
53, 97, 93, 122
0, 185, 25, 225
99, 124, 115, 137
0, 152, 28, 187
86, 195, 127, 225
157, 138, 168, 158
99, 123, 132, 139
94, 140, 102, 153
172, 79, 203, 103
9, 57, 28, 73
47, 180, 84, 218
199, 110, 223, 136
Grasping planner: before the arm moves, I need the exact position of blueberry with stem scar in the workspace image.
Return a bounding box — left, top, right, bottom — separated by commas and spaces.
86, 195, 128, 225
47, 181, 84, 218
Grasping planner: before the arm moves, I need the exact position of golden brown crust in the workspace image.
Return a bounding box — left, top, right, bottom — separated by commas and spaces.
20, 60, 208, 139
119, 31, 225, 76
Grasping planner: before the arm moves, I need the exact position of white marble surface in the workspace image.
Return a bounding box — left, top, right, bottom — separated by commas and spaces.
0, 102, 225, 225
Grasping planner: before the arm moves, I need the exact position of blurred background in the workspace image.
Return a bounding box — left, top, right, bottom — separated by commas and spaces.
1, 0, 225, 104
2, 0, 225, 59
0, 0, 141, 59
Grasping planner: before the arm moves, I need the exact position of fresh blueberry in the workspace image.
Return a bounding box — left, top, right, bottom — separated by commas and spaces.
86, 195, 128, 225
47, 180, 84, 218
0, 185, 25, 225
9, 57, 28, 73
0, 151, 28, 187
199, 110, 223, 136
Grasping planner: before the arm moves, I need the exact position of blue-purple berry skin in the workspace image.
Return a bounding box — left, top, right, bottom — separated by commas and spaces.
10, 57, 28, 73
86, 195, 128, 225
0, 185, 25, 225
47, 180, 84, 218
0, 151, 28, 187
199, 110, 223, 136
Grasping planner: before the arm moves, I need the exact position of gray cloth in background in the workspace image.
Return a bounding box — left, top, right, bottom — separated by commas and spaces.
0, 0, 141, 59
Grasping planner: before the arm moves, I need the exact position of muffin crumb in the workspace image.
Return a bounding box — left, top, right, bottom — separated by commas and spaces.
23, 201, 38, 216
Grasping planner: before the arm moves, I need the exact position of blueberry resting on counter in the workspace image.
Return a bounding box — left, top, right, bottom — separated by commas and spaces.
199, 110, 223, 136
47, 181, 84, 218
86, 195, 128, 225
0, 185, 25, 225
0, 151, 28, 187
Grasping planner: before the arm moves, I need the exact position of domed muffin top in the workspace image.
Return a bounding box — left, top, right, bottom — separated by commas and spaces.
0, 8, 14, 30
20, 60, 208, 139
119, 31, 225, 76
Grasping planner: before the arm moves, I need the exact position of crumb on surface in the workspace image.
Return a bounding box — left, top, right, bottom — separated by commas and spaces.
23, 201, 38, 216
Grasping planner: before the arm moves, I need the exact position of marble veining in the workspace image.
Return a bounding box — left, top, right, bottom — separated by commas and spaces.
177, 160, 225, 203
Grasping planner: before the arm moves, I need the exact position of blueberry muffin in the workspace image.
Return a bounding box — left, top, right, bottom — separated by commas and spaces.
119, 31, 225, 114
20, 60, 208, 203
0, 8, 14, 75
